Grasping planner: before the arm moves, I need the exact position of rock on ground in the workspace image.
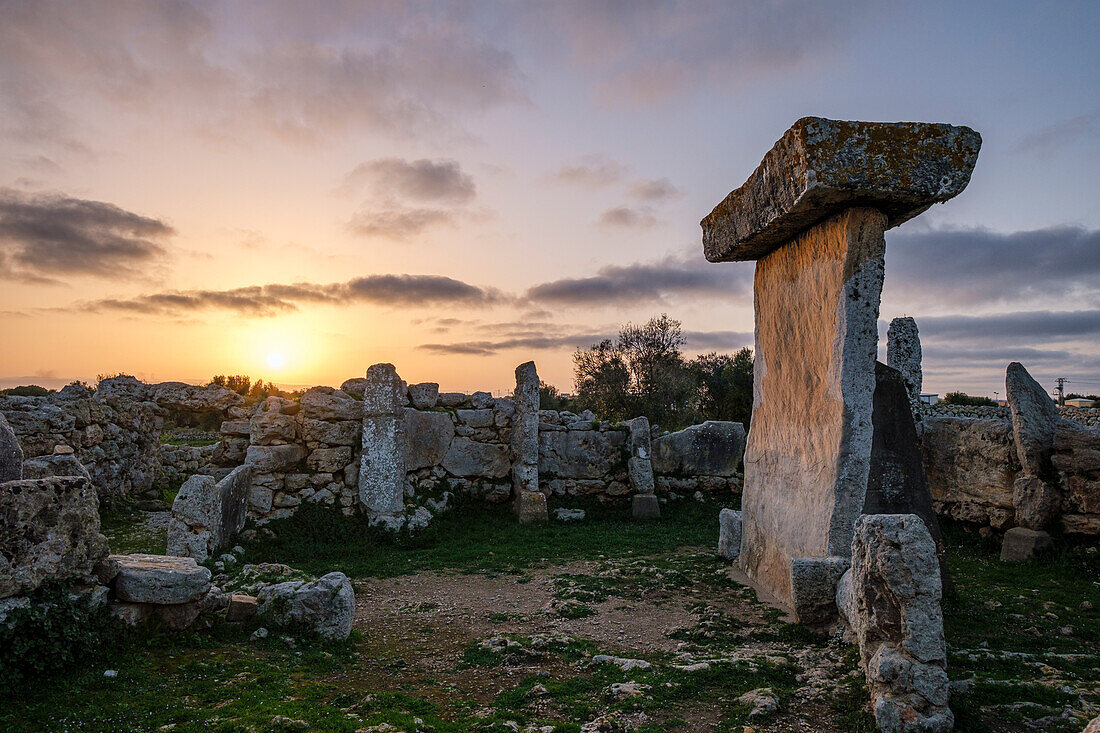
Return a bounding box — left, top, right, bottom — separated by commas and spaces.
112, 554, 212, 605
257, 571, 355, 640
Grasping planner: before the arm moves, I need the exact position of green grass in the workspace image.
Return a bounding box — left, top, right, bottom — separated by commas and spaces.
241, 497, 725, 579
100, 510, 168, 555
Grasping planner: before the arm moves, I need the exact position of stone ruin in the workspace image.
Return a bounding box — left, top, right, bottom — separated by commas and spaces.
702, 117, 982, 731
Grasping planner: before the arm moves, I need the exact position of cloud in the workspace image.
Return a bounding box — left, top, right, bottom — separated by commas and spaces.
342, 157, 476, 203
1013, 113, 1100, 156
683, 330, 753, 350
526, 251, 751, 306
598, 205, 657, 228
885, 225, 1100, 308
348, 207, 456, 240
0, 188, 173, 281
547, 155, 628, 187
84, 274, 504, 317
914, 309, 1100, 343
523, 0, 878, 105
628, 177, 682, 201
419, 332, 613, 357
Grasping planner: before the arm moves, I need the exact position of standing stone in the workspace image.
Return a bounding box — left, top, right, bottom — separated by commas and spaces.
628, 416, 659, 519
1006, 362, 1061, 528
359, 364, 407, 517
701, 117, 980, 610
865, 362, 949, 586
512, 361, 546, 522
717, 508, 742, 560
0, 413, 21, 483
837, 514, 952, 733
887, 317, 922, 417
166, 465, 251, 563
999, 526, 1054, 562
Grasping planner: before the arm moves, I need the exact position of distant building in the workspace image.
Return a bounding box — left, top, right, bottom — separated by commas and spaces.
919, 393, 939, 405
1065, 397, 1096, 408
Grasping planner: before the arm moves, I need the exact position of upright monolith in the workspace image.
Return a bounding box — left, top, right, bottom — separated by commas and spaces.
701, 117, 981, 611
512, 361, 547, 522
359, 364, 407, 518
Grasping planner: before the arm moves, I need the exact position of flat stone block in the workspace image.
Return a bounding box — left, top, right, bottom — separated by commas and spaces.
632, 493, 661, 520
514, 491, 548, 523
1000, 527, 1053, 562
112, 554, 212, 605
789, 555, 849, 625
226, 593, 258, 622
701, 116, 981, 262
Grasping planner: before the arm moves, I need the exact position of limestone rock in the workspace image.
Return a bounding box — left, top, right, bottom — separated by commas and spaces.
340, 377, 368, 399
999, 527, 1053, 562
512, 361, 540, 497
919, 416, 1017, 529
438, 392, 468, 408
1012, 474, 1061, 530
306, 446, 352, 473
456, 408, 494, 428
701, 117, 981, 262
245, 444, 303, 473
156, 600, 203, 630
0, 476, 109, 598
404, 408, 454, 471
1006, 362, 1059, 475
514, 490, 548, 523
151, 381, 242, 414
299, 417, 359, 446
0, 413, 21, 482
717, 508, 743, 560
887, 317, 922, 416
226, 593, 258, 621
362, 364, 406, 417
839, 514, 951, 733
628, 455, 655, 495
250, 410, 298, 446
539, 429, 625, 479
21, 453, 90, 481
652, 421, 744, 477
112, 554, 212, 605
166, 465, 250, 563
407, 382, 439, 410
299, 386, 361, 421
359, 415, 406, 515
256, 571, 355, 640
789, 556, 849, 625
442, 437, 510, 478
632, 493, 661, 519
470, 391, 494, 409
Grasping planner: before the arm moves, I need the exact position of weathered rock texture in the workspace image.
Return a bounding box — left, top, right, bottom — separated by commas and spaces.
0, 413, 21, 482
838, 514, 951, 733
887, 317, 922, 417
999, 527, 1053, 562
717, 508, 742, 560
629, 416, 659, 518
737, 207, 888, 606
652, 420, 744, 477
512, 361, 545, 522
702, 117, 981, 262
1006, 362, 1061, 529
0, 476, 109, 598
111, 554, 212, 605
359, 364, 407, 519
257, 571, 354, 640
704, 117, 981, 611
167, 465, 251, 562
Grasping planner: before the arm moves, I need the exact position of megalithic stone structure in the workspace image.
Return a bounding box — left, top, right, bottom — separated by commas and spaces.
512, 361, 547, 522
887, 317, 923, 418
701, 117, 980, 611
359, 363, 407, 517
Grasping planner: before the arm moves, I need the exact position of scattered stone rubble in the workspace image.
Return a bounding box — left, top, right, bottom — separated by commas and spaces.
255, 571, 355, 640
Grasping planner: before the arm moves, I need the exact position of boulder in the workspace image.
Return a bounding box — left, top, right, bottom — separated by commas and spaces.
299, 386, 360, 421
886, 317, 922, 416
112, 554, 212, 604
20, 453, 90, 481
438, 392, 468, 408
442, 437, 510, 479
245, 444, 304, 473
306, 446, 352, 473
404, 409, 455, 471
838, 514, 951, 733
0, 476, 109, 598
470, 391, 494, 409
362, 364, 406, 417
652, 421, 744, 477
631, 493, 661, 519
456, 409, 494, 428
340, 377, 368, 400
166, 465, 250, 563
150, 381, 242, 414
257, 571, 355, 640
1006, 362, 1059, 475
299, 417, 359, 446
717, 508, 742, 560
249, 411, 298, 446
407, 382, 439, 410
539, 429, 625, 479
226, 593, 258, 621
0, 413, 21, 482
999, 527, 1053, 562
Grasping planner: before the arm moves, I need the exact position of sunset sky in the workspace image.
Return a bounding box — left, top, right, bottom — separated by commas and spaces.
1, 1, 1098, 398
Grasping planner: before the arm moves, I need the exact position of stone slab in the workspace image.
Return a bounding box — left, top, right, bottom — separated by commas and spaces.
738, 207, 886, 607
0, 413, 22, 482
1000, 527, 1053, 562
112, 553, 212, 604
717, 508, 742, 559
514, 490, 547, 523
632, 493, 661, 520
651, 421, 744, 477
701, 117, 981, 262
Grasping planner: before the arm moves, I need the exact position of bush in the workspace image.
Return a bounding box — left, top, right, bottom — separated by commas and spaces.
0, 385, 51, 396
0, 583, 117, 691
942, 391, 998, 407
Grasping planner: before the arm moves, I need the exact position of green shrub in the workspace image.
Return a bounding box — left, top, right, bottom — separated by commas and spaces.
0, 583, 117, 691
942, 392, 998, 407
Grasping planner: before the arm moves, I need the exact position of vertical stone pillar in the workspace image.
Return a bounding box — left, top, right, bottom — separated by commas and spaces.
628, 416, 660, 519
887, 316, 922, 417
701, 117, 981, 612
512, 361, 546, 522
1, 413, 22, 482
359, 363, 407, 517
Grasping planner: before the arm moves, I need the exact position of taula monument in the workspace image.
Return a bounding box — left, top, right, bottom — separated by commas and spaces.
702, 117, 981, 613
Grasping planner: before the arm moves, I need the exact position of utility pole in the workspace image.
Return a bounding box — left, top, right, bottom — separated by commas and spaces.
1055, 377, 1067, 407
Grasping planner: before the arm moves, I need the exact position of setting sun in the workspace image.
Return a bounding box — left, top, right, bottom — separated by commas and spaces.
266, 352, 285, 369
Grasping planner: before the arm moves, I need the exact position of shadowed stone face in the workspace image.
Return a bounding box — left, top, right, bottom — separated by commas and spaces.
701, 117, 981, 262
